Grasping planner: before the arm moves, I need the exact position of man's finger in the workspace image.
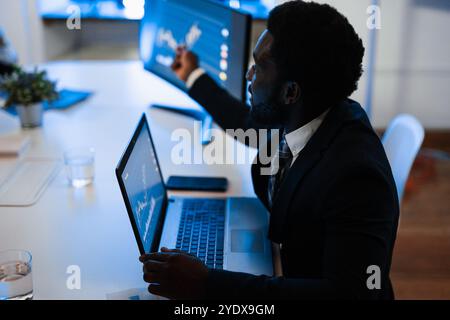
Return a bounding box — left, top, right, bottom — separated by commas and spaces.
143, 259, 165, 273
171, 54, 182, 70
161, 247, 182, 253
162, 247, 195, 257
143, 272, 163, 284
176, 45, 186, 53
140, 252, 171, 262
171, 55, 180, 64
171, 61, 180, 70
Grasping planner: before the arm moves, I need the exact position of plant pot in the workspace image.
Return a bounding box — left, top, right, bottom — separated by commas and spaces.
16, 103, 43, 128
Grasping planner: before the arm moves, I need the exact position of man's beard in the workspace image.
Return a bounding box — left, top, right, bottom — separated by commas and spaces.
248, 79, 288, 127
250, 98, 286, 127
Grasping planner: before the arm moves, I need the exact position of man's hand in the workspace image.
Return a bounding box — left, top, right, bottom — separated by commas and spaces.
171, 46, 199, 82
140, 247, 208, 300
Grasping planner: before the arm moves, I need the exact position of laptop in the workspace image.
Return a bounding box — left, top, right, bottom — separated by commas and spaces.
116, 114, 273, 275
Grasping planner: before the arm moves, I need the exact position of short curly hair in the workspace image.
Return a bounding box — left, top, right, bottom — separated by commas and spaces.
267, 1, 365, 108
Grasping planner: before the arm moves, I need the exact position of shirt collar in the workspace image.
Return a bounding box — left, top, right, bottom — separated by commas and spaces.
284, 109, 330, 158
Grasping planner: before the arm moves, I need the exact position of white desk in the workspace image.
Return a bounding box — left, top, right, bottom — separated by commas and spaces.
0, 61, 257, 299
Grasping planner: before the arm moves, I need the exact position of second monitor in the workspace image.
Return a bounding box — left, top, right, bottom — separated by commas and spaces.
140, 0, 252, 102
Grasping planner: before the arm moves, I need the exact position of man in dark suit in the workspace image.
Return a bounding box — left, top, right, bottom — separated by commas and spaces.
140, 1, 399, 300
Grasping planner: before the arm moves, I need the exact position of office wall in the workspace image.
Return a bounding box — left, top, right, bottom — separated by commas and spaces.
0, 0, 78, 64
0, 0, 42, 64
370, 0, 450, 129
275, 0, 450, 129
78, 21, 139, 46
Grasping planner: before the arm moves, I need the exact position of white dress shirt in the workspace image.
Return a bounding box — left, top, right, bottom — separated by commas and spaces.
186, 68, 206, 89
270, 109, 330, 176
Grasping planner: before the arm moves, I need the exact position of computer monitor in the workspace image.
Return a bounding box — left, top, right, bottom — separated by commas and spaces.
140, 0, 252, 102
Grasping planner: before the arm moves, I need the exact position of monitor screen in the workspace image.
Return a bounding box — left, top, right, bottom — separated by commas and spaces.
140, 0, 251, 102
118, 116, 166, 254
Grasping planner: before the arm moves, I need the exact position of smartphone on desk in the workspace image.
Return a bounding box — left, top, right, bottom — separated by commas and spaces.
166, 176, 228, 192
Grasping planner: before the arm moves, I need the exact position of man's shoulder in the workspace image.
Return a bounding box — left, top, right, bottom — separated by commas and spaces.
317, 100, 393, 182
330, 99, 382, 153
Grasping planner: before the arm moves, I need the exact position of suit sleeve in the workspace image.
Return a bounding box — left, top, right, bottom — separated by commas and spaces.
188, 73, 255, 131
204, 166, 398, 300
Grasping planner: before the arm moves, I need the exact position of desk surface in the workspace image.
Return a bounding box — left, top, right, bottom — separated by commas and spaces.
0, 60, 257, 299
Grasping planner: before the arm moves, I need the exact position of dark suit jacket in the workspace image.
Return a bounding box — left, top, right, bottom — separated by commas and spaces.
189, 74, 399, 300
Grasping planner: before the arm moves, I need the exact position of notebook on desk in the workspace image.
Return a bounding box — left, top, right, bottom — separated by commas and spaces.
0, 158, 61, 207
0, 136, 30, 157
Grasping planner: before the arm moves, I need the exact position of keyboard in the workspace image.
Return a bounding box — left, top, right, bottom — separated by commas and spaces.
176, 199, 226, 269
0, 159, 60, 206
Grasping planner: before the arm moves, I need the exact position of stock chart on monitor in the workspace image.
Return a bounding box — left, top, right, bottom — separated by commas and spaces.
140, 0, 251, 102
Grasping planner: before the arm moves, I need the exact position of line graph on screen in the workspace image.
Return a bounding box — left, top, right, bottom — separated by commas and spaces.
157, 23, 203, 51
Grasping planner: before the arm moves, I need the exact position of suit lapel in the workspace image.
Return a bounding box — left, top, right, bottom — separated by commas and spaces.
267, 100, 359, 243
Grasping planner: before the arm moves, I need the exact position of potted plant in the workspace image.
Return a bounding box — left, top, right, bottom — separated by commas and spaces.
0, 66, 58, 128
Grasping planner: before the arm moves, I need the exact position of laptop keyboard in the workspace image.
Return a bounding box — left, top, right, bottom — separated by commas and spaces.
176, 199, 226, 269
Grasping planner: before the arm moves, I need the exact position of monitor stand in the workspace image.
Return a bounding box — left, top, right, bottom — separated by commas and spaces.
150, 104, 213, 145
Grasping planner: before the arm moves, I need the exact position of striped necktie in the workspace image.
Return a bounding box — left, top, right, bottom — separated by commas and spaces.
268, 135, 293, 208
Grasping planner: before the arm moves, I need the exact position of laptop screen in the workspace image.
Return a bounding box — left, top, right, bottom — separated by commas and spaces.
117, 115, 166, 254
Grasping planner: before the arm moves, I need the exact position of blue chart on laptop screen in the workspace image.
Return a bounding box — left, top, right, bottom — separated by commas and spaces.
121, 124, 165, 252
140, 0, 249, 101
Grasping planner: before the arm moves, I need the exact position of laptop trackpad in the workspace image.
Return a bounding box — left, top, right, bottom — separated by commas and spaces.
231, 229, 264, 253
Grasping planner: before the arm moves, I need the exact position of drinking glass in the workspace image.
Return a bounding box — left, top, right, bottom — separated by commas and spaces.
64, 147, 95, 188
0, 250, 33, 300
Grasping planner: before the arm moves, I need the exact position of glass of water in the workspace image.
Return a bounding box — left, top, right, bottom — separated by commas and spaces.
0, 250, 33, 300
64, 147, 95, 188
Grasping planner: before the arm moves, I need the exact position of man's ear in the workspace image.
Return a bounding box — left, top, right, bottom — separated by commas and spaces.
281, 81, 301, 105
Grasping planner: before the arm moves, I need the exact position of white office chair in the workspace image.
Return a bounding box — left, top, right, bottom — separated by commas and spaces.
382, 114, 425, 202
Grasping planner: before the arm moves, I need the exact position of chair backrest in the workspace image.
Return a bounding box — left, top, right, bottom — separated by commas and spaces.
382, 114, 425, 202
